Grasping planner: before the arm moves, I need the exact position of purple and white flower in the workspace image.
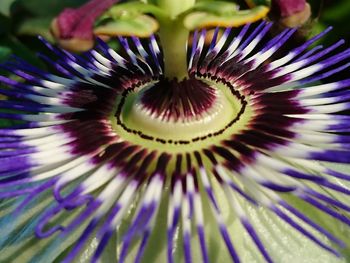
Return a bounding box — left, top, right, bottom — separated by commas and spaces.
0, 21, 349, 263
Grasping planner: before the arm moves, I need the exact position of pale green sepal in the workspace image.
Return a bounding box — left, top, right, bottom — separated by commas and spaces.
94, 15, 159, 38
282, 193, 350, 262
101, 2, 167, 22
187, 1, 240, 17
111, 174, 348, 262
0, 196, 68, 262
205, 178, 346, 263
20, 165, 345, 263
0, 182, 115, 263
183, 6, 270, 30
115, 189, 169, 262
313, 162, 350, 261
202, 177, 347, 263
52, 233, 117, 262
236, 202, 346, 263
94, 1, 168, 38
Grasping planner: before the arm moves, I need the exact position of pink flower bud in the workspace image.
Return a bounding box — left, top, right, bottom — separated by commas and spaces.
51, 0, 118, 51
272, 0, 306, 17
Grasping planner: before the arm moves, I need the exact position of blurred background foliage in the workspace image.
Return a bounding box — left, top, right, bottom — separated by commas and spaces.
0, 0, 349, 127
307, 0, 350, 44
0, 0, 349, 69
0, 0, 349, 66
0, 0, 86, 67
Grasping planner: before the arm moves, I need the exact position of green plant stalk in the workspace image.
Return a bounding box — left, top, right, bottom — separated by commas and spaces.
155, 0, 197, 80
158, 18, 190, 80
157, 0, 196, 18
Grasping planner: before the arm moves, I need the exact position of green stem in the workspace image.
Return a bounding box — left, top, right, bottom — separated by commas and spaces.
158, 19, 189, 80
157, 0, 196, 18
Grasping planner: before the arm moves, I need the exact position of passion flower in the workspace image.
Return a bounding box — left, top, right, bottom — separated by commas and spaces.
0, 1, 350, 263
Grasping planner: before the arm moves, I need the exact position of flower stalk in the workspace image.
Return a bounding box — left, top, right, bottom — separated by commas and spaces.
158, 18, 190, 80
157, 0, 196, 18
156, 0, 197, 80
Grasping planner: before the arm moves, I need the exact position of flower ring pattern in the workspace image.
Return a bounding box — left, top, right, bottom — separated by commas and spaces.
0, 22, 350, 263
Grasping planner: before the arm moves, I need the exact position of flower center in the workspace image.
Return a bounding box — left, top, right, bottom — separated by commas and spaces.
112, 77, 252, 151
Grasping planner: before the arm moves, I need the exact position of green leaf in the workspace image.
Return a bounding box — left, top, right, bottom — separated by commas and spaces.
0, 45, 16, 128
0, 45, 11, 63
322, 0, 350, 20
0, 0, 17, 16
0, 118, 17, 128
0, 14, 11, 35
183, 5, 269, 30
245, 0, 271, 8
94, 15, 159, 38
0, 35, 45, 68
14, 0, 88, 16
16, 17, 54, 41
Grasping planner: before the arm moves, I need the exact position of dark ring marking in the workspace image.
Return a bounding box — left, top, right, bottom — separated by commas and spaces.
115, 76, 247, 145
